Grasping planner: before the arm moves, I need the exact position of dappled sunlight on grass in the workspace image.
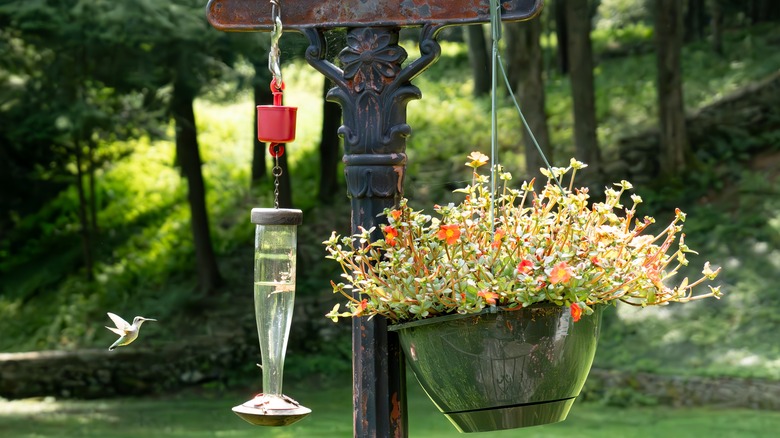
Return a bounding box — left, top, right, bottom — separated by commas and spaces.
2, 383, 780, 438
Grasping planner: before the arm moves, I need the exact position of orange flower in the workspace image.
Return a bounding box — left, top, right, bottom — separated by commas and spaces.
356, 299, 369, 316
517, 259, 533, 275
491, 228, 506, 249
390, 209, 402, 221
436, 224, 461, 245
549, 261, 572, 285
383, 225, 399, 246
478, 290, 499, 305
570, 303, 582, 322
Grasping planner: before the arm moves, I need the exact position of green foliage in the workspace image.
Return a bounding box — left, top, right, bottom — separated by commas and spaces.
592, 22, 654, 57
595, 166, 780, 379
595, 0, 652, 31
594, 22, 780, 149
592, 385, 659, 408
0, 94, 258, 350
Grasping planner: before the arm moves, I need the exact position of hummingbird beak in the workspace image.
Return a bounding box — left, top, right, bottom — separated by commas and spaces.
144, 318, 157, 322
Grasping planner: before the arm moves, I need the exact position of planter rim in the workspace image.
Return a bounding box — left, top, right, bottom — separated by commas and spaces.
388, 302, 561, 332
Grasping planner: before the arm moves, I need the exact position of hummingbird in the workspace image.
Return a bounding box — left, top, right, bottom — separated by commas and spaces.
105, 312, 156, 351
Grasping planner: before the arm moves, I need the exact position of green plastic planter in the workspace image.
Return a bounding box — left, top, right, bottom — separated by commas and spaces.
389, 304, 603, 433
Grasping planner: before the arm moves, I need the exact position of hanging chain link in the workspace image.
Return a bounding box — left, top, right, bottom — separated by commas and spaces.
272, 152, 283, 209
269, 0, 283, 88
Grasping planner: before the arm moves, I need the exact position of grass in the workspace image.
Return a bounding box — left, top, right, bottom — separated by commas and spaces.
1, 380, 779, 438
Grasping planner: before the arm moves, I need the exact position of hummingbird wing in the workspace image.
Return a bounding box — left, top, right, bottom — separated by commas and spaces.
105, 326, 125, 335
107, 312, 132, 331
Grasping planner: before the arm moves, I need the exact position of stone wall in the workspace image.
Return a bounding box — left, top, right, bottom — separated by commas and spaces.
586, 369, 780, 410
0, 332, 255, 399
611, 71, 780, 184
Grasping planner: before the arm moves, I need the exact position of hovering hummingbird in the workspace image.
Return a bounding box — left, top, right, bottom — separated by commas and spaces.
105, 312, 156, 351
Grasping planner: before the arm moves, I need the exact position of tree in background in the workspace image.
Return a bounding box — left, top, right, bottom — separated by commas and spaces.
315, 30, 346, 203
707, 0, 724, 55
142, 0, 231, 294
505, 20, 552, 179
565, 0, 602, 179
465, 25, 490, 97
751, 0, 780, 22
0, 0, 236, 295
654, 0, 690, 175
0, 1, 161, 282
251, 51, 272, 186
684, 0, 707, 42
318, 77, 343, 202
553, 0, 570, 75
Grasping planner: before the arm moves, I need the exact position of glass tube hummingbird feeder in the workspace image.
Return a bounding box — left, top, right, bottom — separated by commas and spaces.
232, 207, 311, 426
232, 0, 309, 425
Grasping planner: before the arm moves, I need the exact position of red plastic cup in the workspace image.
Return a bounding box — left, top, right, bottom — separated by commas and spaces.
257, 105, 297, 143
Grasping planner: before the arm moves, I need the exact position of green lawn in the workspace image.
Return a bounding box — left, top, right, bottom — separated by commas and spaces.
1, 381, 779, 438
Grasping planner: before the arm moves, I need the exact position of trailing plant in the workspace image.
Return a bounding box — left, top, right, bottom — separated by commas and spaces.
324, 152, 721, 324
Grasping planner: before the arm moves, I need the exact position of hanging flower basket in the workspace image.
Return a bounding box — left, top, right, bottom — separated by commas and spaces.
324, 152, 722, 432
390, 304, 603, 432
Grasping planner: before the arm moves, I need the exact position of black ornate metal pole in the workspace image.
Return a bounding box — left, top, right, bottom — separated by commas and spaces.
206, 2, 543, 436
305, 25, 442, 436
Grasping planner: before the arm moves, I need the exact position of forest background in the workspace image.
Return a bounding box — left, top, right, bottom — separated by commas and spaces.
1, 0, 780, 410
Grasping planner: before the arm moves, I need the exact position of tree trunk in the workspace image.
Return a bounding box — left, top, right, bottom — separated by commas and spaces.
566, 0, 602, 178
251, 65, 273, 188
505, 20, 552, 180
655, 0, 690, 175
465, 24, 490, 97
318, 77, 342, 202
684, 0, 707, 42
88, 139, 98, 236
171, 79, 223, 295
73, 139, 93, 282
752, 0, 780, 23
708, 0, 724, 55
554, 0, 570, 75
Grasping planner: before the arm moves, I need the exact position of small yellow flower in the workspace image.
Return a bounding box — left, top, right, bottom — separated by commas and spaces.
465, 151, 489, 169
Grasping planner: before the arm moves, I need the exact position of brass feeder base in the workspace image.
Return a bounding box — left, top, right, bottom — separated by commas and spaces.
232, 393, 311, 426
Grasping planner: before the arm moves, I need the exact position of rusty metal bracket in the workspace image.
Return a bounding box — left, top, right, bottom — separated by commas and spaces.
207, 0, 542, 31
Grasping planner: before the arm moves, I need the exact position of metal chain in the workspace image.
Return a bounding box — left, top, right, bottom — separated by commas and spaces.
272, 154, 282, 209
269, 0, 283, 88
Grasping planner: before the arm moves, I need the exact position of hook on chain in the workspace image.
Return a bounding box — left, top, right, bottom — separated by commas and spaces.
268, 0, 283, 87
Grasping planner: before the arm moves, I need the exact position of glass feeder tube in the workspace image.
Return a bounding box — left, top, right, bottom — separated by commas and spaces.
232, 207, 311, 426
